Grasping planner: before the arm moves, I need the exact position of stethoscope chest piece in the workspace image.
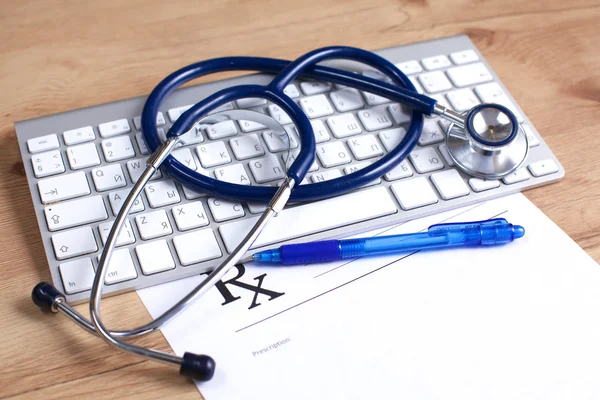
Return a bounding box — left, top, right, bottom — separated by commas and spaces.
446, 104, 529, 179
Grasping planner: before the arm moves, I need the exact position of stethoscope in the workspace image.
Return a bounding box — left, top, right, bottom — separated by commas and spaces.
32, 46, 528, 382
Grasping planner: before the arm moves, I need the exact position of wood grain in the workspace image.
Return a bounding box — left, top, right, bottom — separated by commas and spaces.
1, 0, 599, 398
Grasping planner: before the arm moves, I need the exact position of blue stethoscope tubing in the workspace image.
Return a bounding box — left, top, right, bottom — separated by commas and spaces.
141, 46, 436, 202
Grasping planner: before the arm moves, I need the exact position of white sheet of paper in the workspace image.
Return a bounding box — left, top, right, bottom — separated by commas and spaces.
138, 193, 600, 399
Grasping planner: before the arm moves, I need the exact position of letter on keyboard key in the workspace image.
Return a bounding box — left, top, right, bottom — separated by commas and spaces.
299, 94, 334, 118
127, 158, 162, 183
196, 141, 231, 167
101, 136, 135, 162
357, 108, 392, 131
109, 188, 145, 216
249, 155, 285, 183
311, 169, 343, 183
38, 171, 90, 204
384, 160, 413, 181
98, 119, 131, 138
92, 164, 127, 191
430, 169, 470, 200
218, 186, 397, 253
59, 258, 95, 294
172, 148, 197, 170
347, 134, 383, 160
391, 177, 439, 210
317, 141, 351, 167
45, 196, 108, 232
32, 150, 66, 178
417, 120, 445, 146
528, 159, 559, 177
388, 103, 411, 125
27, 134, 59, 153
214, 164, 251, 185
447, 63, 493, 87
173, 229, 222, 266
145, 179, 181, 208
51, 226, 98, 260
135, 210, 173, 240
208, 198, 245, 222
230, 134, 265, 160
172, 201, 210, 231
409, 147, 444, 173
379, 127, 407, 152
310, 120, 331, 143
103, 249, 137, 284
136, 240, 175, 275
327, 113, 362, 138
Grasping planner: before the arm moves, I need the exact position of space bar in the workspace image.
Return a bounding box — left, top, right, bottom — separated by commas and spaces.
218, 186, 398, 253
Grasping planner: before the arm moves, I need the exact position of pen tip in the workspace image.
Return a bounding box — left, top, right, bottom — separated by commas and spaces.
513, 225, 525, 239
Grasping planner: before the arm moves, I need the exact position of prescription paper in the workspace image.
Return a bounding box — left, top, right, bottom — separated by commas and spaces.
138, 194, 600, 399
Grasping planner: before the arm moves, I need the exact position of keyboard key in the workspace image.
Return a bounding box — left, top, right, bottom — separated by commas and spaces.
145, 179, 181, 208
63, 126, 95, 145
283, 84, 300, 98
344, 162, 381, 187
27, 134, 59, 153
182, 185, 205, 200
317, 141, 351, 167
172, 201, 210, 231
522, 125, 540, 147
362, 69, 391, 82
207, 198, 245, 222
135, 210, 173, 239
173, 229, 222, 266
38, 171, 90, 204
447, 63, 493, 87
268, 104, 292, 125
218, 186, 397, 253
409, 76, 424, 94
347, 134, 383, 160
263, 129, 294, 152
300, 81, 332, 95
103, 249, 137, 285
421, 55, 451, 70
66, 143, 100, 170
91, 164, 127, 191
395, 60, 422, 75
418, 120, 445, 146
528, 159, 559, 177
133, 112, 165, 131
474, 82, 523, 123
214, 163, 251, 185
502, 168, 530, 184
391, 177, 439, 210
236, 97, 267, 108
362, 91, 390, 106
136, 240, 175, 275
135, 132, 150, 155
282, 151, 319, 172
98, 219, 136, 246
379, 127, 406, 152
196, 141, 231, 167
310, 120, 331, 143
418, 71, 453, 93
446, 89, 480, 112
330, 88, 365, 112
45, 196, 108, 232
438, 144, 455, 166
469, 178, 500, 192
172, 148, 197, 170
205, 120, 237, 140
388, 103, 411, 125
59, 258, 95, 294
98, 118, 131, 138
450, 50, 479, 65
384, 160, 413, 181
246, 202, 267, 214
126, 158, 162, 183
101, 135, 135, 162
409, 147, 444, 173
249, 155, 286, 183
31, 150, 65, 178
311, 169, 343, 183
179, 125, 204, 145
430, 169, 470, 200
327, 113, 362, 138
230, 134, 265, 160
299, 94, 334, 118
357, 107, 392, 131
51, 226, 98, 260
108, 188, 145, 216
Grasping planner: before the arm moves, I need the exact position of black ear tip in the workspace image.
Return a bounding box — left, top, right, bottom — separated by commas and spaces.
32, 282, 65, 313
180, 352, 216, 382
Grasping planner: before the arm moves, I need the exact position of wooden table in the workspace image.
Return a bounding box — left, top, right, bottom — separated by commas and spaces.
1, 0, 599, 398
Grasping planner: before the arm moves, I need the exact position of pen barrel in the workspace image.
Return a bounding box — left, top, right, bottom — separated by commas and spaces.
279, 240, 341, 264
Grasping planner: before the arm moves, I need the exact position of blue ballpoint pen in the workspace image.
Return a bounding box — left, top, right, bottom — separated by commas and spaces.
248, 218, 525, 265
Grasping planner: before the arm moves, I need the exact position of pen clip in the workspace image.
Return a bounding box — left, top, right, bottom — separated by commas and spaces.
428, 218, 509, 233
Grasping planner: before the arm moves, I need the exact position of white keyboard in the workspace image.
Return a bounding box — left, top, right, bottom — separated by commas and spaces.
15, 35, 564, 303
